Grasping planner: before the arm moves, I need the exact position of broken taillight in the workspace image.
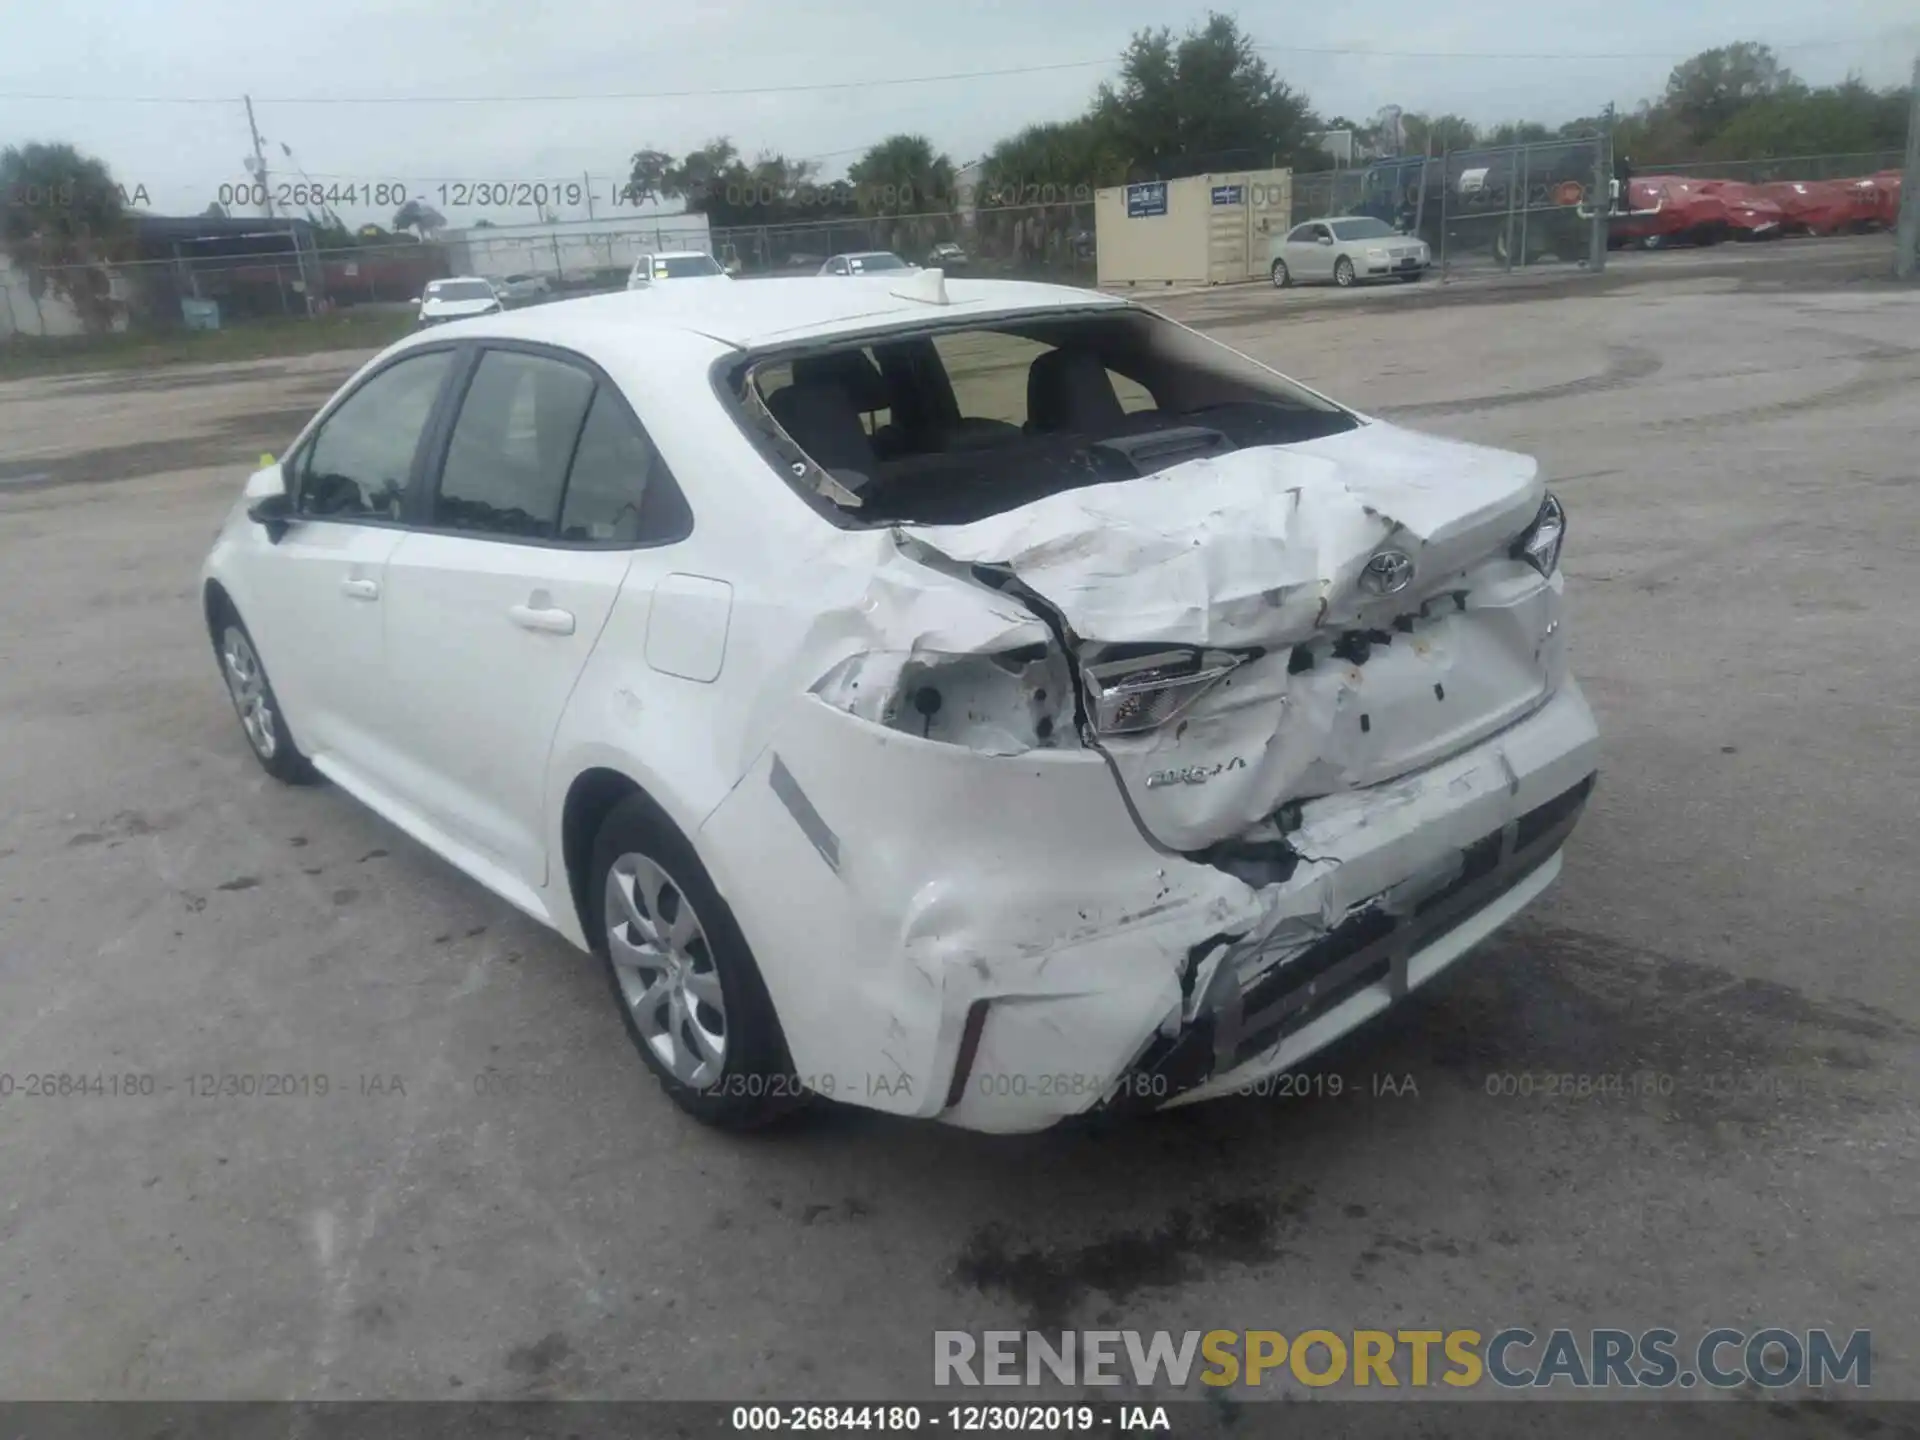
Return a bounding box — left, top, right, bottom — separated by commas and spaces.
1080, 650, 1247, 737
811, 647, 1077, 755
1512, 492, 1566, 577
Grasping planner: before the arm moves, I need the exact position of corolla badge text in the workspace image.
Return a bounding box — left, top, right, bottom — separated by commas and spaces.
1146, 757, 1247, 788
1360, 549, 1415, 596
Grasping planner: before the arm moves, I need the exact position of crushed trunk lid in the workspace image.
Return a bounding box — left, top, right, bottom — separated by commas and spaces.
902, 423, 1561, 851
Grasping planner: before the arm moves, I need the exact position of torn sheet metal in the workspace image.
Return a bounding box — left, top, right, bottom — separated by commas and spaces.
901, 422, 1543, 650
741, 526, 1059, 756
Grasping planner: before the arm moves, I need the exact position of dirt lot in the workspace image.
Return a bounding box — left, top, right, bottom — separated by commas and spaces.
1, 238, 1916, 1423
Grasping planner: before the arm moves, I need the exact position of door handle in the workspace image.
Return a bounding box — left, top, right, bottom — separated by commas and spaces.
340, 577, 380, 600
509, 603, 575, 635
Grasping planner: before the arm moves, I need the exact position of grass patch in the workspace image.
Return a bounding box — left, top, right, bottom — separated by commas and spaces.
0, 308, 417, 380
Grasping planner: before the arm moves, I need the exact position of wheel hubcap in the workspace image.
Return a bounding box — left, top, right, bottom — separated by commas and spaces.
220, 626, 277, 759
605, 854, 727, 1089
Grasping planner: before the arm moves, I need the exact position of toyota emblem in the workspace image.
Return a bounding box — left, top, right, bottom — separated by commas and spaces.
1360, 549, 1415, 596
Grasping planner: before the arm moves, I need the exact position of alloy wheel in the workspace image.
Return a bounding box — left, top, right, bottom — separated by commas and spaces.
605, 853, 728, 1088
220, 625, 277, 760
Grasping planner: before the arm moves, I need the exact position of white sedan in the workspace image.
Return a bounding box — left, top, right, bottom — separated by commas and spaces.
1271, 216, 1432, 288
412, 276, 503, 326
204, 273, 1598, 1134
626, 251, 731, 290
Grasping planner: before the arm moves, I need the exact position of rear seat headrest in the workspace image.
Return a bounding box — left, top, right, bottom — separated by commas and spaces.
793, 350, 891, 414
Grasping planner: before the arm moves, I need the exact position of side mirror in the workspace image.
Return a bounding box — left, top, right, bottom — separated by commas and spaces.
409, 297, 422, 308
1319, 235, 1334, 245
247, 491, 295, 543
243, 461, 292, 541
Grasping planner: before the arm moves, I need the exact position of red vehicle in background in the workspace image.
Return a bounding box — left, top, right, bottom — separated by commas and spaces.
1609, 175, 1788, 249
1756, 178, 1885, 235
1867, 171, 1903, 230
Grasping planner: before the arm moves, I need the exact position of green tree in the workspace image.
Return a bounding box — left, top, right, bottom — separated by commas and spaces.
1402, 113, 1479, 153
982, 117, 1126, 199
1663, 42, 1799, 146
618, 139, 847, 230
1704, 79, 1908, 161
0, 142, 131, 333
848, 134, 955, 216
1483, 121, 1554, 148
621, 148, 674, 207
392, 199, 446, 237
1093, 12, 1320, 177
664, 138, 741, 211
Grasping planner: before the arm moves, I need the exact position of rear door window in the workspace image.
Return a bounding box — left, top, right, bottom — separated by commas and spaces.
433, 350, 595, 539
557, 387, 690, 544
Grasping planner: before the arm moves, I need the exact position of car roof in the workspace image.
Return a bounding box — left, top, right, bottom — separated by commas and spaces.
428, 275, 493, 285
636, 250, 714, 261
403, 275, 1127, 351
833, 251, 903, 260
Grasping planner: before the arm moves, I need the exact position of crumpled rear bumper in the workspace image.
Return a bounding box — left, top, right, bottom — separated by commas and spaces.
698, 679, 1599, 1134
1114, 769, 1592, 1114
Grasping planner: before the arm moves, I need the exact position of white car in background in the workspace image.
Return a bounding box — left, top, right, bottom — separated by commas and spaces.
818, 250, 914, 277
203, 274, 1596, 1135
412, 276, 503, 326
626, 251, 731, 290
495, 273, 553, 303
1270, 216, 1431, 288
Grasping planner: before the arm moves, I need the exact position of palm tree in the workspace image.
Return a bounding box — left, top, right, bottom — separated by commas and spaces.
848, 134, 955, 254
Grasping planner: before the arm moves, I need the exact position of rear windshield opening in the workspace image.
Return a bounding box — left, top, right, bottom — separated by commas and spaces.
722, 309, 1361, 526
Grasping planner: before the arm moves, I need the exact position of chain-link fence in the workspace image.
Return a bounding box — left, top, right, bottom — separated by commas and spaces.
1287, 135, 1610, 277
1285, 144, 1906, 278
2, 198, 1102, 341
1641, 150, 1904, 185
710, 200, 1096, 282
1, 239, 450, 339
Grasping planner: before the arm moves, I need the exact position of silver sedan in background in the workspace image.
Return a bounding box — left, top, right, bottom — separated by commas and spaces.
1271, 216, 1431, 288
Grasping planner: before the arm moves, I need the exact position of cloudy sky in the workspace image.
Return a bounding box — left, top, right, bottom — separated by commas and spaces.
2, 0, 1913, 228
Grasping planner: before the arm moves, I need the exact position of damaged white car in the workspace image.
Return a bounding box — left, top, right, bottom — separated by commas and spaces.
202, 271, 1598, 1134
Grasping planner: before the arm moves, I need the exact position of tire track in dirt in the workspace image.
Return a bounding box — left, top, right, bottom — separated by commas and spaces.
1377, 344, 1666, 419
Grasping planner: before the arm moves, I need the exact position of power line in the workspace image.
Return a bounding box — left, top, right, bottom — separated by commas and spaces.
0, 33, 1894, 105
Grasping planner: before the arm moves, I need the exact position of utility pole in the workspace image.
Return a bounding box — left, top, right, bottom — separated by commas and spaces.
583, 170, 596, 222
1897, 57, 1920, 280
244, 95, 275, 219
1589, 102, 1614, 273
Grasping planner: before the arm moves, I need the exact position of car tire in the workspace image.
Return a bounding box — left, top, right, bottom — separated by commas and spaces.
1333, 257, 1356, 287
212, 610, 317, 784
589, 797, 805, 1131
1270, 258, 1291, 288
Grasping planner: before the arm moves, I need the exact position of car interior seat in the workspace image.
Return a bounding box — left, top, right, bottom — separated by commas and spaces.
764, 379, 876, 485
791, 351, 904, 458
1025, 347, 1129, 436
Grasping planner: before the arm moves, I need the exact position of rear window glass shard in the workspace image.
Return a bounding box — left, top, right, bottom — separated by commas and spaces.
724, 308, 1359, 529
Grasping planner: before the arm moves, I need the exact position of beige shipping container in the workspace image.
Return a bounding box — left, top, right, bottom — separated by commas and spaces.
1094, 169, 1292, 288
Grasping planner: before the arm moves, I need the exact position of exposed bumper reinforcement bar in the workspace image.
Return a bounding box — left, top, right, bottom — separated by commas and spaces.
1105, 771, 1597, 1111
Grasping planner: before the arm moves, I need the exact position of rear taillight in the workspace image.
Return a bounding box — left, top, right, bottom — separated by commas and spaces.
811, 647, 1077, 755
1080, 650, 1247, 737
1512, 492, 1566, 577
